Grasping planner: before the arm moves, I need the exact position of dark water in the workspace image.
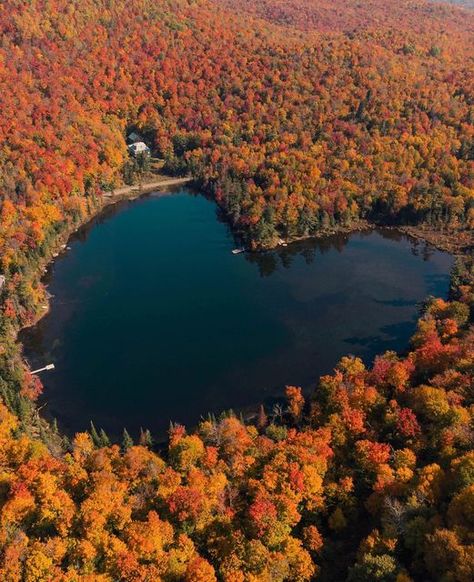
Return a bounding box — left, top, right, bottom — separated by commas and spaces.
21, 190, 453, 440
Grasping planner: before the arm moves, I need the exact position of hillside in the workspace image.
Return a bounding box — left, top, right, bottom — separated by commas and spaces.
1, 1, 473, 271
0, 0, 472, 318
0, 0, 473, 580
221, 0, 474, 34
440, 0, 474, 7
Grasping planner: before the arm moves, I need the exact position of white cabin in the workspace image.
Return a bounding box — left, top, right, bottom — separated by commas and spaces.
128, 141, 150, 156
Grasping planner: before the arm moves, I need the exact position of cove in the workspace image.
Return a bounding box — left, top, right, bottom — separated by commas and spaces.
21, 189, 454, 440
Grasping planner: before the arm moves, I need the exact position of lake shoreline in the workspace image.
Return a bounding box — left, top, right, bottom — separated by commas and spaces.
18, 177, 195, 331
259, 222, 472, 257
19, 179, 470, 343
19, 190, 455, 442
14, 178, 469, 444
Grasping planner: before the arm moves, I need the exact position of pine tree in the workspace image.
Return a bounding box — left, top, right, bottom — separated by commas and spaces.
257, 405, 268, 430
90, 422, 101, 447
139, 428, 153, 448
122, 428, 133, 451
99, 429, 110, 447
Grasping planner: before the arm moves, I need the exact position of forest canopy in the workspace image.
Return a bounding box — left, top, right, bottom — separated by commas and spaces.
0, 0, 473, 580
0, 0, 473, 267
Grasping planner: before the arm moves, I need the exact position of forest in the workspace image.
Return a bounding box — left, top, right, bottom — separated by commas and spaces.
0, 0, 473, 579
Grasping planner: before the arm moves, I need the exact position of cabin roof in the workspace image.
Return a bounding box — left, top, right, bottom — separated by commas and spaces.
127, 131, 143, 143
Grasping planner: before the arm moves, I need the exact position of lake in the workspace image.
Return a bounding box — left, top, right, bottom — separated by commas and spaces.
21, 189, 454, 440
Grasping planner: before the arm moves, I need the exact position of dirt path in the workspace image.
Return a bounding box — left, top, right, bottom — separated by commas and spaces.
107, 176, 193, 198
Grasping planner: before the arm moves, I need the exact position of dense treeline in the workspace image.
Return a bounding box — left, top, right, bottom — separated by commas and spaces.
0, 0, 473, 579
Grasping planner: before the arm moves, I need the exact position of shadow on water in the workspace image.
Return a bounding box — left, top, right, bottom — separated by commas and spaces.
343, 319, 418, 353
246, 232, 353, 277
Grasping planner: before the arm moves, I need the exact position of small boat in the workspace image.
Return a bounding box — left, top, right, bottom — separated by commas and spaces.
232, 248, 245, 255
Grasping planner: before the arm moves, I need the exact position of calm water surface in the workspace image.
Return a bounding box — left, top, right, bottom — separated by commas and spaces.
22, 190, 453, 439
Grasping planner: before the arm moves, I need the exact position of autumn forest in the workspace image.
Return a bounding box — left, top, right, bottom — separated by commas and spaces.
0, 0, 473, 580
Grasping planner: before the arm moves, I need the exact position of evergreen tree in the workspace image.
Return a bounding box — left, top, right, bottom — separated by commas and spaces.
122, 428, 134, 451
139, 428, 153, 448
99, 429, 110, 448
89, 422, 101, 447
